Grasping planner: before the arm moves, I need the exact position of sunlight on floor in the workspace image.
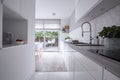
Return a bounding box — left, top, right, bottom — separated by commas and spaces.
30, 72, 73, 80
35, 52, 68, 72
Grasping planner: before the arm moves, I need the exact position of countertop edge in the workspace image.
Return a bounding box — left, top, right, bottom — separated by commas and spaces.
67, 43, 120, 78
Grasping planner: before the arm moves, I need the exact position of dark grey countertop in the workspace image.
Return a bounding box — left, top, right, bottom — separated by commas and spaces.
68, 43, 120, 78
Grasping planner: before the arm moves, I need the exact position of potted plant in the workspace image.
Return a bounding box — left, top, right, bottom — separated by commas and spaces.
62, 25, 69, 33
65, 36, 71, 42
98, 25, 120, 49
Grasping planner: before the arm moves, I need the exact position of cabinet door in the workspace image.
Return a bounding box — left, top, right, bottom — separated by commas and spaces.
0, 0, 2, 49
74, 53, 102, 80
21, 0, 35, 19
104, 69, 120, 80
3, 0, 20, 14
63, 43, 76, 52
73, 55, 95, 80
75, 0, 100, 22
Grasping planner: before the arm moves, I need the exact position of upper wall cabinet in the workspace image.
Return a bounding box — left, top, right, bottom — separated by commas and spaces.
3, 0, 21, 14
76, 0, 120, 23
75, 0, 101, 23
21, 0, 34, 19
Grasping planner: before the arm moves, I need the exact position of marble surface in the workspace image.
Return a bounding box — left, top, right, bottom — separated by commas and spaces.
35, 52, 67, 72
68, 43, 120, 78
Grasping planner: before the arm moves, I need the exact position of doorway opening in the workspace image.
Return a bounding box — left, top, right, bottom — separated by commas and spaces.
35, 19, 60, 54
34, 20, 68, 72
35, 30, 59, 52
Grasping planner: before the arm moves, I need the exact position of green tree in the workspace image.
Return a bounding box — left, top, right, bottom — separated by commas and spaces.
45, 31, 52, 38
52, 31, 58, 39
35, 31, 44, 41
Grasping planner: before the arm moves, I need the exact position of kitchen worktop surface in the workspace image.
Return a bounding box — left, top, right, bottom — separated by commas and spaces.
67, 42, 120, 78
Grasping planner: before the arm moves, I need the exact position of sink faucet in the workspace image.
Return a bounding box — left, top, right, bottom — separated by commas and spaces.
81, 22, 93, 44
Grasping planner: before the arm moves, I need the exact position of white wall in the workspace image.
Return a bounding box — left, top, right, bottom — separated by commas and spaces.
60, 19, 69, 41
59, 19, 69, 51
0, 0, 35, 80
69, 4, 120, 44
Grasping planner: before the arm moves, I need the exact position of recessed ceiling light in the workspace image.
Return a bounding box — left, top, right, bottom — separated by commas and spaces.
52, 13, 56, 16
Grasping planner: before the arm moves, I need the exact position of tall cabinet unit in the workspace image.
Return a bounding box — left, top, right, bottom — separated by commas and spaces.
0, 0, 2, 49
0, 0, 28, 48
0, 0, 35, 80
21, 0, 35, 44
3, 0, 21, 14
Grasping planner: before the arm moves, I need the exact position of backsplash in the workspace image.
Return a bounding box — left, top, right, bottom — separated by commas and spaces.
69, 4, 120, 44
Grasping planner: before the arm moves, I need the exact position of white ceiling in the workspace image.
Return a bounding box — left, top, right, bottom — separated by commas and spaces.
35, 0, 75, 19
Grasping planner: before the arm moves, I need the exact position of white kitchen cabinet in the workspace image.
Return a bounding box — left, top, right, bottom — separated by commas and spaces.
1, 3, 28, 48
3, 0, 21, 14
74, 54, 85, 72
73, 52, 95, 80
21, 0, 34, 19
103, 69, 120, 80
74, 57, 95, 80
21, 0, 29, 19
74, 72, 95, 80
0, 0, 2, 49
75, 0, 100, 22
74, 52, 102, 80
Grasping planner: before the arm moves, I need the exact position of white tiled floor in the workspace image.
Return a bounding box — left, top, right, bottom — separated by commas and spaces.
33, 43, 74, 80
30, 72, 71, 80
35, 52, 67, 72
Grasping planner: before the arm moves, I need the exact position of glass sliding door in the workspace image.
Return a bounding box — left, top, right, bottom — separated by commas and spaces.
44, 30, 59, 51
35, 19, 60, 52
35, 30, 44, 53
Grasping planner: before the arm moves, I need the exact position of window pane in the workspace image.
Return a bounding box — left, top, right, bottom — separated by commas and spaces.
44, 24, 60, 29
35, 23, 43, 29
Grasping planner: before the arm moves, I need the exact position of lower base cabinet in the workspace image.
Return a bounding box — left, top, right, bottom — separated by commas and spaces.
74, 58, 95, 80
103, 69, 120, 80
65, 44, 120, 80
74, 52, 103, 80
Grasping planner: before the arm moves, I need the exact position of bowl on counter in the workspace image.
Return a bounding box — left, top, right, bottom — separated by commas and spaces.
16, 39, 24, 45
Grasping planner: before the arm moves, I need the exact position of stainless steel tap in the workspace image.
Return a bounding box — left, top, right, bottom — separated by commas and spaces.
81, 22, 93, 44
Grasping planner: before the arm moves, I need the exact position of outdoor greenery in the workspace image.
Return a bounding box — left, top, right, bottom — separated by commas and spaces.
98, 25, 120, 38
52, 31, 58, 39
35, 31, 58, 40
35, 31, 44, 39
